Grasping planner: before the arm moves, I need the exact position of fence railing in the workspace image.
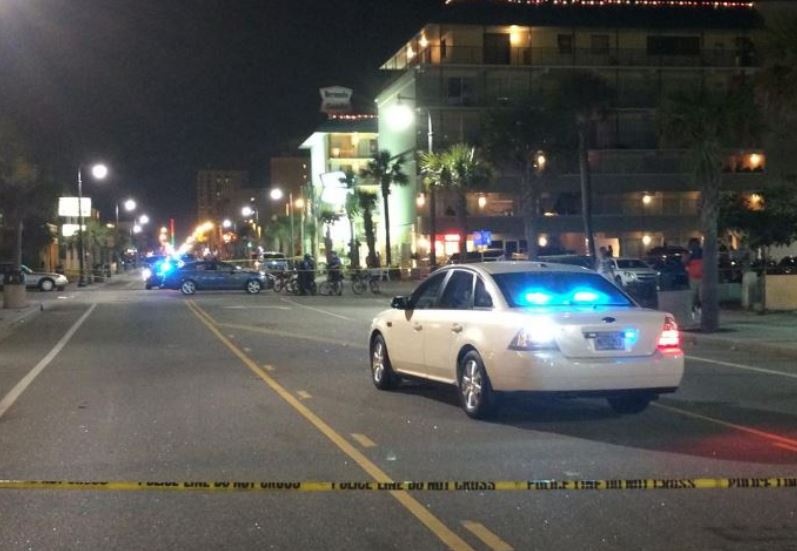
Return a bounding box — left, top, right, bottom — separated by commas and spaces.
383, 45, 756, 71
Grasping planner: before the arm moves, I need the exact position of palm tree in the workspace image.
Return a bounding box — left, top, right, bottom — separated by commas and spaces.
658, 85, 760, 332
418, 151, 451, 268
356, 190, 379, 268
319, 208, 342, 265
442, 144, 493, 261
265, 215, 292, 254
340, 169, 361, 268
483, 100, 562, 259
0, 120, 52, 286
359, 150, 408, 267
547, 71, 612, 263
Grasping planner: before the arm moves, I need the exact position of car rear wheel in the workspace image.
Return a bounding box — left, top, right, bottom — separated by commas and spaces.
180, 280, 197, 296
246, 279, 262, 295
608, 394, 652, 415
458, 351, 497, 419
370, 335, 398, 390
39, 278, 55, 292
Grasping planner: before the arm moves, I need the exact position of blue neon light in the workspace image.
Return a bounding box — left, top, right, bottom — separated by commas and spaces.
524, 291, 552, 305
623, 329, 639, 345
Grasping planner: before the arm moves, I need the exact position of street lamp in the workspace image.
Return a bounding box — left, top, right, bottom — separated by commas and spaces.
77, 162, 108, 287
115, 198, 137, 229
222, 219, 233, 229
138, 214, 150, 225
385, 97, 438, 268
133, 224, 142, 234
270, 187, 299, 256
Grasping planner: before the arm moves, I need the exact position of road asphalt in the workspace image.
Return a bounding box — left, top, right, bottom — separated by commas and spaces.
1, 271, 796, 550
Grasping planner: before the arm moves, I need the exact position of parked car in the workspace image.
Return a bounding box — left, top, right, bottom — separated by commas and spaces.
644, 256, 689, 291
260, 251, 290, 272
161, 260, 273, 295
646, 246, 690, 261
446, 249, 506, 264
369, 262, 684, 419
606, 258, 658, 288
0, 263, 68, 292
537, 254, 596, 270
777, 256, 797, 274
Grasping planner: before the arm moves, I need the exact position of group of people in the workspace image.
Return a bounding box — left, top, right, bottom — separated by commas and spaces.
294, 251, 343, 295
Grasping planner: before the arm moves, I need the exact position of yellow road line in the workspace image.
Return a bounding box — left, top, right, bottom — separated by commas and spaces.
216, 322, 364, 350
654, 403, 797, 448
461, 521, 513, 551
263, 364, 275, 372
296, 390, 312, 400
185, 300, 474, 551
350, 433, 377, 448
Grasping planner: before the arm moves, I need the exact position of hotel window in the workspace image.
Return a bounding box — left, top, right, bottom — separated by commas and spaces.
440, 39, 447, 60
558, 34, 573, 54
446, 77, 475, 106
647, 36, 700, 56
591, 34, 610, 55
484, 33, 511, 65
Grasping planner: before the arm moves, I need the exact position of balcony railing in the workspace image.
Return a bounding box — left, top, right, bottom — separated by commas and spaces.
383, 45, 756, 71
588, 149, 766, 174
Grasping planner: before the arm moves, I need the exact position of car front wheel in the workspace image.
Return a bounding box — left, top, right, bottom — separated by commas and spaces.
180, 280, 197, 295
370, 334, 398, 390
39, 278, 55, 292
246, 279, 262, 295
458, 351, 497, 419
608, 394, 652, 415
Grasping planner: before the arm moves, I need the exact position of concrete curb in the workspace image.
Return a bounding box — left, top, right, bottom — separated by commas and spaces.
687, 332, 797, 359
0, 302, 44, 342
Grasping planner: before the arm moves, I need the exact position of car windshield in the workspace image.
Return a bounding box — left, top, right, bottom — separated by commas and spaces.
616, 259, 650, 269
493, 271, 634, 308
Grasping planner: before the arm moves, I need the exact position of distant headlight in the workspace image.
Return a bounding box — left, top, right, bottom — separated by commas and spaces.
142, 268, 152, 280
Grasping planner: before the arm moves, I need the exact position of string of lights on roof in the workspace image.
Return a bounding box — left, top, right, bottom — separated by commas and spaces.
445, 0, 754, 8
327, 113, 378, 121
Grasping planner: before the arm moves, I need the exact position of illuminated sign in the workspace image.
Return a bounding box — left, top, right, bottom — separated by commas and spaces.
320, 86, 353, 114
61, 224, 87, 238
58, 197, 92, 218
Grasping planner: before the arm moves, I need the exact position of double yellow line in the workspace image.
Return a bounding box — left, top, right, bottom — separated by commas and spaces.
185, 300, 475, 551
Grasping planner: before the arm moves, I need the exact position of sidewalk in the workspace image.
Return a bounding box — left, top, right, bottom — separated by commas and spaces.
0, 299, 44, 340
688, 309, 797, 358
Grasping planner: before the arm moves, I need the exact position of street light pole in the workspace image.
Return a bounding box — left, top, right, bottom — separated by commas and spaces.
289, 192, 295, 257
426, 109, 438, 270
77, 168, 86, 287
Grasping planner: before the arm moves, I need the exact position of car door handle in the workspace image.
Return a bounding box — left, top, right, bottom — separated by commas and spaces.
413, 323, 423, 332
451, 323, 463, 333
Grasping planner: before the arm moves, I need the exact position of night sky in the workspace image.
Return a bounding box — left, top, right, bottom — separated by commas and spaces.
0, 0, 443, 236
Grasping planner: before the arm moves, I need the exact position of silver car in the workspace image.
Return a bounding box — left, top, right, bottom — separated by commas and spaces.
0, 263, 68, 292
607, 258, 658, 288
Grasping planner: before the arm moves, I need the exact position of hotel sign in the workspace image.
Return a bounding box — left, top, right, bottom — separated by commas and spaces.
320, 86, 353, 114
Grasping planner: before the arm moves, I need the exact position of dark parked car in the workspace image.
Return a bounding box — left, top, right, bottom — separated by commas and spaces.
446, 249, 506, 264
644, 256, 689, 291
161, 260, 273, 295
778, 256, 797, 274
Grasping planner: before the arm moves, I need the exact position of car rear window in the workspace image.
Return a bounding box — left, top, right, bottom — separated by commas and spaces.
616, 259, 649, 269
493, 271, 634, 308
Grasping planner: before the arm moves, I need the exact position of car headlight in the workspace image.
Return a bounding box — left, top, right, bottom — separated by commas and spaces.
624, 271, 638, 281
142, 268, 152, 280
509, 321, 558, 351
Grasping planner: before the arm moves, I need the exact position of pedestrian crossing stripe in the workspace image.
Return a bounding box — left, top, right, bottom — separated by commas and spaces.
0, 477, 794, 493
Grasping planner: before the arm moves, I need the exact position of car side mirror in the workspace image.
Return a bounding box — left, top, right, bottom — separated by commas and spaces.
391, 296, 410, 310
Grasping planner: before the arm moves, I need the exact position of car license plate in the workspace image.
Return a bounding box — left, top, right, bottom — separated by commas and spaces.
594, 332, 625, 351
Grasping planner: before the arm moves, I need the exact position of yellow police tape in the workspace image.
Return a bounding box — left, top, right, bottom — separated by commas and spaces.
0, 478, 795, 493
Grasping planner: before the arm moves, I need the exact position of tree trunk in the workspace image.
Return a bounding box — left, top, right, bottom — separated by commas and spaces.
759, 246, 768, 315
578, 126, 597, 264
382, 191, 391, 267
429, 186, 438, 269
523, 165, 539, 260
324, 226, 333, 265
364, 210, 377, 268
15, 219, 23, 269
700, 175, 721, 332
457, 190, 468, 262
349, 219, 359, 269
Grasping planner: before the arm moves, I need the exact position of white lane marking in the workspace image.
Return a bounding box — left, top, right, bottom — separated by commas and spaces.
223, 305, 291, 310
0, 304, 97, 419
686, 354, 797, 380
280, 297, 353, 321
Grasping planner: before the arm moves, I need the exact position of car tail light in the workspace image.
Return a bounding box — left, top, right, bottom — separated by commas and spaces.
509, 322, 558, 351
657, 316, 680, 350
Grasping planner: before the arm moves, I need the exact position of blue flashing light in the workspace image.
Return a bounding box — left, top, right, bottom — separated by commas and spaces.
623, 329, 639, 345
524, 291, 552, 305
572, 291, 600, 303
